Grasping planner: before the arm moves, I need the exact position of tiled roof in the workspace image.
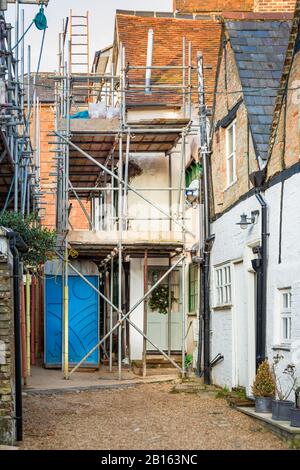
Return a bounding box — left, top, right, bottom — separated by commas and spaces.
115, 13, 222, 107
225, 19, 291, 160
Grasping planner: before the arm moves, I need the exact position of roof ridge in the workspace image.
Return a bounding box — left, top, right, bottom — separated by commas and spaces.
116, 10, 214, 21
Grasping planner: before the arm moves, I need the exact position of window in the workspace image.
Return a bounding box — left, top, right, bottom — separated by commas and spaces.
280, 289, 292, 344
226, 120, 236, 187
189, 264, 199, 313
215, 264, 232, 306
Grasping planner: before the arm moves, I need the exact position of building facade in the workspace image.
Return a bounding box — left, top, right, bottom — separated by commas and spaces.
208, 4, 300, 394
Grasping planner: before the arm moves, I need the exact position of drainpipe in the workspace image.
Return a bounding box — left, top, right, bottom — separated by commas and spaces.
5, 229, 28, 442
196, 52, 214, 385
254, 191, 267, 369
145, 29, 154, 94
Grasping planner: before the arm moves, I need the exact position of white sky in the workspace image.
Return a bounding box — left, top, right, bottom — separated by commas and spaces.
6, 0, 173, 72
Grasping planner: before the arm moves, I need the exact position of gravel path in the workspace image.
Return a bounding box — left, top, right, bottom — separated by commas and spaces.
20, 383, 287, 450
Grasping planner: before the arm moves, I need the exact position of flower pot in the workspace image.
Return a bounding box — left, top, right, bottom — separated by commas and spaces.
272, 400, 294, 421
255, 397, 273, 413
290, 408, 300, 428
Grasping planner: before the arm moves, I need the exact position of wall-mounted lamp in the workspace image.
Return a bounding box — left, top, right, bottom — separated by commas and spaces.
185, 179, 200, 205
236, 210, 259, 230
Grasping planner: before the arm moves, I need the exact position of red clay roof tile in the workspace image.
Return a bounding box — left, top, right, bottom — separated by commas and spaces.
116, 14, 222, 107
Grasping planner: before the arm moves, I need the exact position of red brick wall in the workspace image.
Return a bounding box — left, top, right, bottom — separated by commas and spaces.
174, 0, 296, 11
254, 0, 296, 11
39, 106, 90, 231
174, 0, 254, 12
39, 105, 56, 230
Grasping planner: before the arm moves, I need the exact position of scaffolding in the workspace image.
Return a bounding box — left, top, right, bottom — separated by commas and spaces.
52, 13, 207, 380
0, 1, 48, 214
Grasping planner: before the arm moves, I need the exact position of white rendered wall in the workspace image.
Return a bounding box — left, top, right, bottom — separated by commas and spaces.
210, 172, 300, 394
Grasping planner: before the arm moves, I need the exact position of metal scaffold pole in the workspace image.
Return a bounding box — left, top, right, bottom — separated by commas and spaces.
181, 131, 187, 379
118, 132, 123, 380
62, 41, 71, 379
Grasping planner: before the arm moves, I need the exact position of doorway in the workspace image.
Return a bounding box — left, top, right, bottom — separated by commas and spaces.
147, 267, 182, 352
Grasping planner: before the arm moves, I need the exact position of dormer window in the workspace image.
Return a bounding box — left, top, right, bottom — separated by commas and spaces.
226, 120, 236, 187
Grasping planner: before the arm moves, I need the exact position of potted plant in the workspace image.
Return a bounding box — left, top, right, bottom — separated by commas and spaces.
252, 360, 275, 413
290, 386, 300, 428
271, 355, 296, 421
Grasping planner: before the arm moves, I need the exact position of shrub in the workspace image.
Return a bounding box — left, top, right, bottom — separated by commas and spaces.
252, 360, 276, 398
0, 211, 56, 267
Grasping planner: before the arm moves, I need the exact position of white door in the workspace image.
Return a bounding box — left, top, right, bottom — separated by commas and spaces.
234, 261, 248, 388
147, 267, 182, 352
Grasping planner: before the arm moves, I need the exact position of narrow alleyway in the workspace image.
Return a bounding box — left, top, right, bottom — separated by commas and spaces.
20, 383, 287, 450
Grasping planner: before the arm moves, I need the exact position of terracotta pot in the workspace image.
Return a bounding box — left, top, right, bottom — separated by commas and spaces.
255, 397, 273, 413
272, 400, 294, 421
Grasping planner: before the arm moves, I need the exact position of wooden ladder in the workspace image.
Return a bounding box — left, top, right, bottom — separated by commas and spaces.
69, 10, 90, 102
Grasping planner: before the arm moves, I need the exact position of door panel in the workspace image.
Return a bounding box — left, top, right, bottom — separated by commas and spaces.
234, 262, 248, 387
147, 268, 182, 352
45, 275, 99, 367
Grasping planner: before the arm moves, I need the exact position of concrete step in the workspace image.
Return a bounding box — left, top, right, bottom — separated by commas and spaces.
133, 355, 182, 369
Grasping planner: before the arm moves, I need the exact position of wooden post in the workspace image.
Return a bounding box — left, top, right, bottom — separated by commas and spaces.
142, 249, 148, 377
25, 272, 31, 377
20, 279, 27, 385
34, 274, 39, 359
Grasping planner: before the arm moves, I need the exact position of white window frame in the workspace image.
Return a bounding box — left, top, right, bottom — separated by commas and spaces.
225, 120, 237, 187
280, 288, 292, 344
215, 264, 232, 307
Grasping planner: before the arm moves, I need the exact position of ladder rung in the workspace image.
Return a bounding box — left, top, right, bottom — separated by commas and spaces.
72, 24, 88, 27
72, 15, 87, 18
71, 53, 89, 55
72, 34, 88, 37
71, 63, 89, 65
71, 43, 88, 46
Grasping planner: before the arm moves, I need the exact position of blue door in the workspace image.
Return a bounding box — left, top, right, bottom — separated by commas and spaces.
45, 275, 99, 367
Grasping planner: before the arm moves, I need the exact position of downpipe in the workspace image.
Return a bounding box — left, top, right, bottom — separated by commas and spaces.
6, 230, 27, 442
252, 191, 268, 369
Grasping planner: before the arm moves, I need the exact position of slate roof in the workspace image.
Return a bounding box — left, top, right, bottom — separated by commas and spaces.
225, 19, 291, 160
24, 73, 55, 103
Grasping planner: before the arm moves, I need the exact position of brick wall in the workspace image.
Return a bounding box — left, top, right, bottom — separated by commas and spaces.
0, 234, 15, 444
267, 50, 300, 179
174, 0, 296, 11
254, 0, 296, 11
39, 105, 90, 231
174, 0, 254, 12
210, 39, 259, 217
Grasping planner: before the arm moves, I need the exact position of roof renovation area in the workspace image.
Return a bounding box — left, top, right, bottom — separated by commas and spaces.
66, 118, 190, 191
115, 11, 222, 107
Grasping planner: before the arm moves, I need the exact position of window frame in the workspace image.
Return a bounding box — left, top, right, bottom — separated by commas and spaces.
225, 119, 237, 188
279, 288, 292, 345
188, 263, 199, 313
215, 264, 232, 307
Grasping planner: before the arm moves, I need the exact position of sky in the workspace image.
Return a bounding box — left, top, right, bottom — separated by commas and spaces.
6, 0, 173, 72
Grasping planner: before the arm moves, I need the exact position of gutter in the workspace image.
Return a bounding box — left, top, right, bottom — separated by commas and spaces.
4, 229, 27, 442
